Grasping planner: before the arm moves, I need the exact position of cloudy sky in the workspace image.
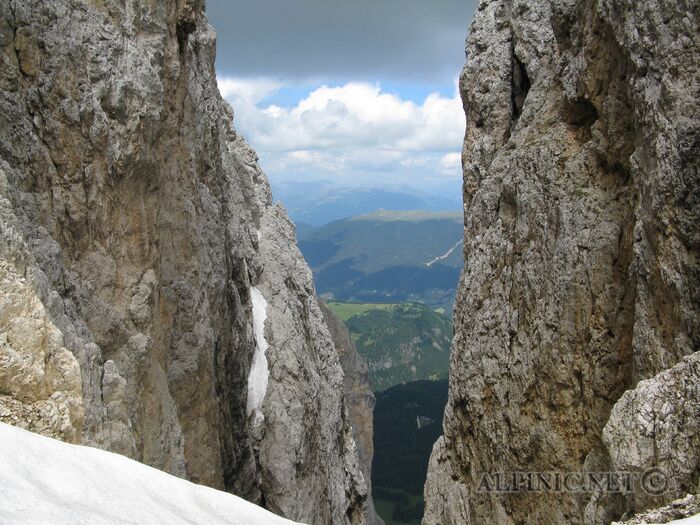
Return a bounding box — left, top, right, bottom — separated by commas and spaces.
207, 0, 477, 197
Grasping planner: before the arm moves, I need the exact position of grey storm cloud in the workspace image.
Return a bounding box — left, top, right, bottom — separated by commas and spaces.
205, 0, 478, 82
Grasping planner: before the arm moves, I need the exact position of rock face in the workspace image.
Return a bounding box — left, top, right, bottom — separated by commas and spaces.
0, 252, 83, 443
0, 1, 366, 523
320, 301, 384, 525
424, 0, 699, 524
601, 353, 700, 521
612, 494, 700, 525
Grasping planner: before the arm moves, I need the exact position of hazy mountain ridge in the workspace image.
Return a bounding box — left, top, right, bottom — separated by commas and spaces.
298, 210, 463, 312
275, 180, 462, 226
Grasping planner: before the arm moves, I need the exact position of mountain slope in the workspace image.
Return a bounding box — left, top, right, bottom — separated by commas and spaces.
0, 422, 301, 525
320, 302, 385, 525
372, 380, 448, 525
299, 211, 463, 311
329, 302, 451, 392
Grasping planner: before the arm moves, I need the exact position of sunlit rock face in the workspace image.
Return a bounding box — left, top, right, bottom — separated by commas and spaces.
423, 0, 699, 524
0, 1, 366, 523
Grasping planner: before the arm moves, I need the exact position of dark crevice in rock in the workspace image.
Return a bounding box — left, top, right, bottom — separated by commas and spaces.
176, 20, 196, 53
511, 52, 530, 121
551, 7, 575, 54
497, 186, 517, 224
563, 96, 599, 127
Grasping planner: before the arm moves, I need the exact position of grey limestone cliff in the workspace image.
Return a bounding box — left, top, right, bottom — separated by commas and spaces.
320, 301, 385, 525
0, 1, 367, 523
424, 0, 699, 524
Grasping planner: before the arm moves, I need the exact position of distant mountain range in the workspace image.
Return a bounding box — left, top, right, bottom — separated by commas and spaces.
297, 210, 463, 312
273, 180, 462, 226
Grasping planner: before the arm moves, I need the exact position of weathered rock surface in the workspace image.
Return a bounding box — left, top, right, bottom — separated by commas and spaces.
0, 1, 366, 523
424, 0, 699, 524
321, 301, 384, 525
0, 234, 83, 443
601, 353, 700, 520
612, 494, 700, 525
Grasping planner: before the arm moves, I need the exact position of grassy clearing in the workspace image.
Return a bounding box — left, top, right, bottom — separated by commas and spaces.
325, 301, 398, 321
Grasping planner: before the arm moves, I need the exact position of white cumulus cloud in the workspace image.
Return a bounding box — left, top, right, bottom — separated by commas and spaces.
439, 152, 463, 177
218, 77, 283, 104
217, 77, 465, 191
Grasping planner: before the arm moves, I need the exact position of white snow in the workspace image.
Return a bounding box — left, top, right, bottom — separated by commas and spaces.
0, 422, 304, 525
246, 286, 270, 426
425, 239, 463, 267
662, 515, 700, 525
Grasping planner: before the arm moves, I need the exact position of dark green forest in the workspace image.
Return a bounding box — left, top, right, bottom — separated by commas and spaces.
372, 380, 449, 524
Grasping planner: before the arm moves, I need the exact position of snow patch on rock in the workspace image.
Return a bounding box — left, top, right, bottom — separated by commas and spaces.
247, 286, 270, 425
425, 238, 463, 267
0, 422, 303, 524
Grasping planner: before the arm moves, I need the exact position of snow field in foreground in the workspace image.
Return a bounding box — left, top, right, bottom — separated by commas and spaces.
0, 422, 303, 525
